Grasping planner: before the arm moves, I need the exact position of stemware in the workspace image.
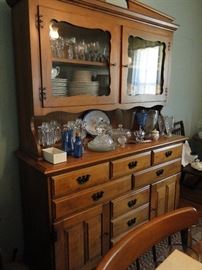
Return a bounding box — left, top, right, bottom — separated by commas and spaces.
164, 116, 174, 136
158, 114, 166, 136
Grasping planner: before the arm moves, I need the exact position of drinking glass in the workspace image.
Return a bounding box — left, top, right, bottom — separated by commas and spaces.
164, 116, 174, 136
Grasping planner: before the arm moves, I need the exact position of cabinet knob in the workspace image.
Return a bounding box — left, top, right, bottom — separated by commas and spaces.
91, 191, 104, 201
165, 151, 172, 157
156, 169, 164, 176
122, 64, 128, 68
110, 63, 117, 67
77, 174, 90, 185
127, 217, 136, 227
128, 199, 137, 208
128, 161, 137, 169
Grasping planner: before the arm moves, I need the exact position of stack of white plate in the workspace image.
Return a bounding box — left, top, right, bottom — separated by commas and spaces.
73, 70, 92, 82
69, 70, 99, 96
51, 78, 68, 96
69, 81, 99, 96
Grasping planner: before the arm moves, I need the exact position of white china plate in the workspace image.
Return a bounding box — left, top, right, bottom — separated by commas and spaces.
83, 110, 110, 136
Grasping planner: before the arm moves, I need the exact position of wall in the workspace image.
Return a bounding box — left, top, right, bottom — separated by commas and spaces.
0, 0, 23, 262
139, 0, 202, 136
0, 0, 201, 263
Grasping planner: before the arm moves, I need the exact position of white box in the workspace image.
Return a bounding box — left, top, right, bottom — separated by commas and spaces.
42, 147, 67, 164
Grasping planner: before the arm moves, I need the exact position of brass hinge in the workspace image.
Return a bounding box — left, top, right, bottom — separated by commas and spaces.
35, 13, 44, 29
39, 87, 47, 101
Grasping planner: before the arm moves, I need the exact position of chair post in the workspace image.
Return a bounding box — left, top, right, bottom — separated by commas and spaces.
181, 228, 191, 252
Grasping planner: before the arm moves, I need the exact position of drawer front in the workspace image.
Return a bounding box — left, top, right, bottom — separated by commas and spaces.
111, 151, 151, 179
53, 175, 132, 219
111, 204, 149, 238
152, 143, 183, 165
51, 163, 109, 197
111, 186, 150, 218
133, 158, 181, 189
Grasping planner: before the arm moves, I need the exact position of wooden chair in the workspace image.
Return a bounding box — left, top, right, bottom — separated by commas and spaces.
172, 120, 185, 136
96, 207, 199, 270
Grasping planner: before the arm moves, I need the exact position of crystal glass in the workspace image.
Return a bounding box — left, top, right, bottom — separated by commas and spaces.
164, 116, 174, 136
110, 124, 131, 146
38, 121, 61, 147
158, 114, 166, 136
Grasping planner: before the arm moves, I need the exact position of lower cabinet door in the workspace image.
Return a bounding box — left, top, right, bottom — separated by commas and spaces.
54, 204, 109, 270
150, 173, 180, 219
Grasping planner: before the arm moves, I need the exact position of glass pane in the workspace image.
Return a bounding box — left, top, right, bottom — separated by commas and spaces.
49, 20, 111, 97
127, 36, 165, 96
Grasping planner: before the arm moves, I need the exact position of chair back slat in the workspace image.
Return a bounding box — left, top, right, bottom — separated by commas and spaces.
173, 121, 185, 135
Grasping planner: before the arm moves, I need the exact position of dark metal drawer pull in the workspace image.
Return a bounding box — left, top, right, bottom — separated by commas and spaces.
77, 174, 90, 185
127, 217, 136, 227
165, 151, 172, 157
156, 169, 164, 176
128, 199, 137, 208
91, 191, 104, 201
128, 161, 137, 169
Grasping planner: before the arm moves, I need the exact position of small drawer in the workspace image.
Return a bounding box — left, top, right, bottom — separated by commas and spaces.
111, 203, 149, 238
111, 220, 148, 245
111, 151, 151, 179
111, 186, 150, 218
51, 163, 109, 197
133, 158, 181, 189
53, 175, 132, 219
152, 143, 183, 165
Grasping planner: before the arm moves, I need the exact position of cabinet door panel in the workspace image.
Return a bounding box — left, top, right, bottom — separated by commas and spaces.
121, 25, 172, 105
150, 173, 180, 219
39, 6, 120, 108
54, 205, 106, 270
68, 223, 85, 269
87, 215, 102, 260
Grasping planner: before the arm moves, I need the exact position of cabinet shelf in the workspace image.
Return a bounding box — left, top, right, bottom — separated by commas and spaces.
52, 57, 107, 67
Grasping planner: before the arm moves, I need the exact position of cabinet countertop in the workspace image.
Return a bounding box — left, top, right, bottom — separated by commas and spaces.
16, 135, 188, 175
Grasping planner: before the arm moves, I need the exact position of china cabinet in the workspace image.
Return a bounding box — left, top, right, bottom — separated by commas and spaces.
9, 0, 179, 158
17, 136, 186, 270
7, 1, 185, 270
10, 0, 178, 114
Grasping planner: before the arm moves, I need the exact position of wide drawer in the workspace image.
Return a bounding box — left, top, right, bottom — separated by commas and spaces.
111, 151, 151, 179
111, 203, 149, 238
111, 186, 150, 218
51, 162, 109, 197
53, 175, 132, 219
152, 143, 183, 165
133, 158, 181, 189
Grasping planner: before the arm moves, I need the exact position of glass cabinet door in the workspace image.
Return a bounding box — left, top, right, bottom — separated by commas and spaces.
121, 26, 171, 104
39, 6, 120, 108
